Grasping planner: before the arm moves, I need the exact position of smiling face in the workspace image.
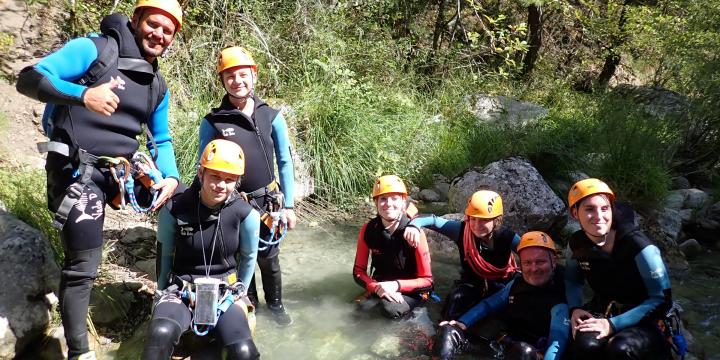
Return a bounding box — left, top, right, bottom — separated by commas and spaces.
519, 247, 555, 287
572, 194, 613, 243
199, 168, 240, 207
132, 8, 177, 61
375, 193, 406, 221
467, 216, 496, 239
221, 66, 255, 99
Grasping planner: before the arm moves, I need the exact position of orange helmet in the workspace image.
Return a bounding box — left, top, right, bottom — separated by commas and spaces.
371, 175, 408, 199
465, 190, 503, 219
517, 231, 556, 253
217, 46, 257, 74
200, 139, 245, 176
134, 0, 183, 31
568, 178, 615, 209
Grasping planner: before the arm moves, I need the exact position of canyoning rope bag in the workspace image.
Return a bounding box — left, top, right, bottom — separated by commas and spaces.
36, 31, 167, 229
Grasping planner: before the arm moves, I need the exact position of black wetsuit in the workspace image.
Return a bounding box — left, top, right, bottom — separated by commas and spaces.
143, 183, 260, 360
15, 14, 179, 358
565, 202, 672, 360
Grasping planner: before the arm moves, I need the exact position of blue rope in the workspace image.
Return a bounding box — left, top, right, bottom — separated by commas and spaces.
259, 220, 287, 251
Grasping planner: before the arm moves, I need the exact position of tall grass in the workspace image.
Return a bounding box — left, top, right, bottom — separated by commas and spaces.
0, 166, 63, 263
51, 0, 688, 210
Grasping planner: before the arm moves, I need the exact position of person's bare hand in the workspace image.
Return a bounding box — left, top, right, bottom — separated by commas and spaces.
151, 177, 178, 211
403, 226, 421, 248
284, 208, 296, 229
83, 77, 121, 116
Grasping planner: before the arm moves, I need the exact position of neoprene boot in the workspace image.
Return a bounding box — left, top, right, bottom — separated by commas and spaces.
432, 323, 469, 360
224, 339, 261, 360
259, 254, 293, 326
246, 274, 260, 309
61, 247, 102, 359
141, 318, 184, 360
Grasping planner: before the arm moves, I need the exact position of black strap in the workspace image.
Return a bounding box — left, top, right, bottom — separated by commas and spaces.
77, 36, 118, 86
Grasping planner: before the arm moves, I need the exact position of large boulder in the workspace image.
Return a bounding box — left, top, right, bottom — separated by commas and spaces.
0, 211, 60, 359
447, 157, 566, 234
464, 94, 548, 128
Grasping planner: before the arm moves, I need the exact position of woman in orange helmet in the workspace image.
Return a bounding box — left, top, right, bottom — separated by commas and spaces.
564, 178, 675, 360
404, 190, 520, 320
353, 175, 433, 319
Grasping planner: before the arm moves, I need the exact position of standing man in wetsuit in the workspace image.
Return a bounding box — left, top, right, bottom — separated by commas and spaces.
199, 46, 296, 326
16, 1, 182, 358
433, 231, 569, 360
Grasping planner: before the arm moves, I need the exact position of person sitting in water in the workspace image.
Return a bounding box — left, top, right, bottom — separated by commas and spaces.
432, 231, 569, 360
353, 175, 433, 319
565, 178, 673, 360
404, 190, 520, 320
142, 140, 260, 360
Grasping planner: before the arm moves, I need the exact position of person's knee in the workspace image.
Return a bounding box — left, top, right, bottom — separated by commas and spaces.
379, 300, 411, 319
570, 331, 605, 360
505, 341, 541, 360
224, 338, 260, 360
62, 247, 103, 282
432, 323, 468, 360
146, 318, 182, 347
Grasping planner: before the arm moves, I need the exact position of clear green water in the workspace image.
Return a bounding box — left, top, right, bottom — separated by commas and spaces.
103, 223, 720, 359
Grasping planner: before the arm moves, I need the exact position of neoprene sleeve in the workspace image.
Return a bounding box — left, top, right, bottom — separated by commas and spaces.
236, 210, 260, 286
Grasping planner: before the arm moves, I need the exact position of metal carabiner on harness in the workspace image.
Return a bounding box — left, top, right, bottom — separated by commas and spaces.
104, 156, 131, 210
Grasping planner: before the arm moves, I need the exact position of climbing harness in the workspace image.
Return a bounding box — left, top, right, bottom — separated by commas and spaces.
658, 301, 688, 360
246, 181, 288, 251
108, 152, 163, 212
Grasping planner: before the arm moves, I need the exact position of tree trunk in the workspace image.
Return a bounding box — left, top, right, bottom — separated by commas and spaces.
431, 0, 447, 51
520, 4, 542, 78
596, 1, 629, 88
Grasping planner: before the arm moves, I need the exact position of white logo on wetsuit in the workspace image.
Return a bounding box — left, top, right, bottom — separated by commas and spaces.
74, 192, 103, 223
111, 76, 126, 90
222, 128, 235, 136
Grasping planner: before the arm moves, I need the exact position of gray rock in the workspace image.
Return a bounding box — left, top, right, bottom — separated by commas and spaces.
664, 191, 686, 210
434, 182, 450, 201
418, 189, 441, 202
670, 176, 691, 190
121, 226, 155, 245
679, 239, 703, 260
613, 85, 691, 121
134, 259, 156, 281
683, 189, 710, 210
0, 211, 60, 359
655, 208, 682, 240
464, 94, 548, 127
447, 157, 566, 233
679, 209, 693, 224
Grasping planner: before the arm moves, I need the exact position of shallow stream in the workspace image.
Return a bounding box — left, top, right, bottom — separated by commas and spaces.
113, 221, 719, 359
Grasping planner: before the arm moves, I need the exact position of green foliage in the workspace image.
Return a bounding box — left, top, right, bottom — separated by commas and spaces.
0, 165, 62, 263
51, 0, 718, 210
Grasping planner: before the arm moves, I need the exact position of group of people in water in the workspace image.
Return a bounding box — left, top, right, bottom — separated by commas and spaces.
354, 175, 678, 360
15, 0, 682, 359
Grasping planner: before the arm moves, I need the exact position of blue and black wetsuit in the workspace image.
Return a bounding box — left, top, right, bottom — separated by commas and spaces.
565, 202, 672, 360
455, 268, 569, 360
143, 182, 260, 360
15, 13, 178, 358
198, 94, 294, 310
408, 215, 520, 320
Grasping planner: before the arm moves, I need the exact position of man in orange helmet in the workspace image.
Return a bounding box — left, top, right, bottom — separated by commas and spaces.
16, 1, 183, 358
433, 232, 569, 360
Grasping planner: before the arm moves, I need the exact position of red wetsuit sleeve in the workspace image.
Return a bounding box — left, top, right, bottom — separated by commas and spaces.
397, 231, 433, 293
353, 223, 378, 292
